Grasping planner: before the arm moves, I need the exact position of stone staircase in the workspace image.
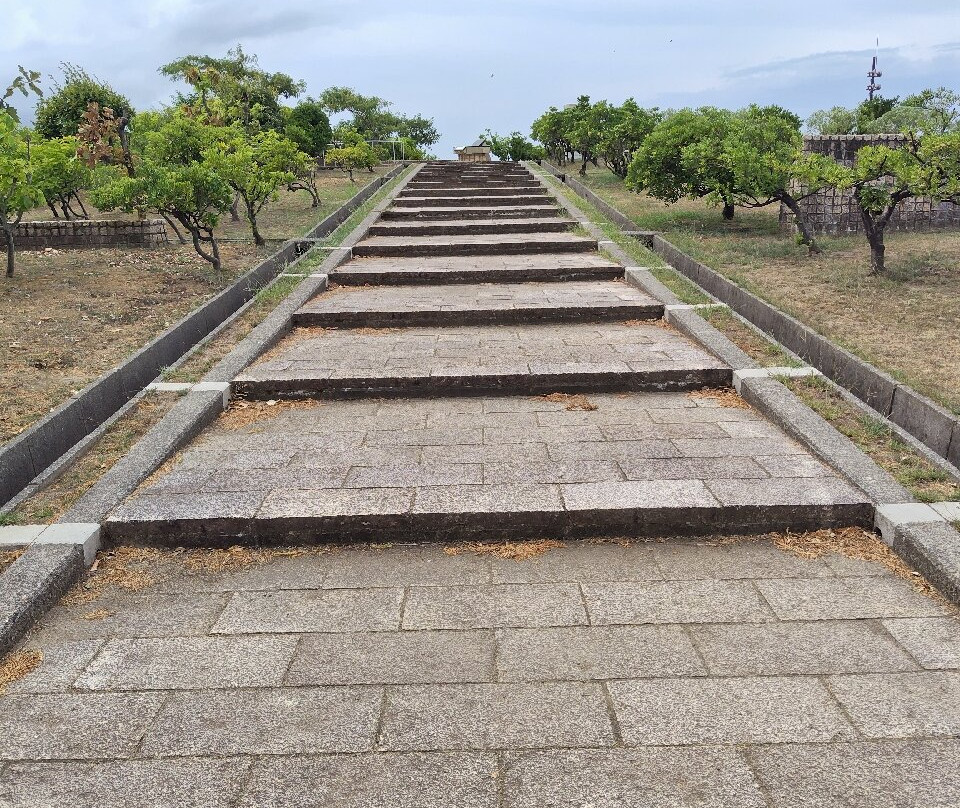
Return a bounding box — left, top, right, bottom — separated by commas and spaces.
108, 161, 871, 544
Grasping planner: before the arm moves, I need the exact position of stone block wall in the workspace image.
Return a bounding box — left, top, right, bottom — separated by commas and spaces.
1, 219, 169, 250
779, 134, 960, 236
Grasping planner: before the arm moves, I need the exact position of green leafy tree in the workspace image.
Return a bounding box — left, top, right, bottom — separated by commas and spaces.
325, 130, 378, 180
91, 113, 232, 272
627, 107, 740, 219
205, 129, 310, 245
807, 89, 959, 136
1, 66, 42, 122
531, 106, 573, 164
34, 63, 133, 139
160, 45, 304, 132
283, 99, 332, 157
0, 112, 44, 277
596, 99, 662, 178
483, 130, 544, 161
319, 86, 438, 147
32, 136, 92, 219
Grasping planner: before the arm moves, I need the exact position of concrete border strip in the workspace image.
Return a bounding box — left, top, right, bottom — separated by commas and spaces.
0, 164, 406, 511
733, 366, 820, 392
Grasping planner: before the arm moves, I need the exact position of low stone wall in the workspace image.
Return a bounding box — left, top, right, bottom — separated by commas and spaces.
781, 134, 960, 235
2, 219, 169, 250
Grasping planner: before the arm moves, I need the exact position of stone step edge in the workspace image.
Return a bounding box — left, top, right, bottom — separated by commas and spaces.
330, 265, 626, 286
104, 501, 873, 546
290, 303, 664, 329
352, 240, 599, 258
232, 368, 734, 401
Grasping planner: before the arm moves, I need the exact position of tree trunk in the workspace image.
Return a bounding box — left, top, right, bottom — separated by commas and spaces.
230, 192, 241, 223
3, 223, 15, 278
859, 207, 886, 275
160, 213, 188, 244
721, 201, 735, 220
245, 199, 265, 246
47, 202, 60, 219
579, 154, 588, 176
72, 192, 90, 219
781, 194, 822, 255
183, 220, 222, 274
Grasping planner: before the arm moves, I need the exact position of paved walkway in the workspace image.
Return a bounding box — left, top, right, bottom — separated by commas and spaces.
3, 161, 957, 805
2, 538, 959, 806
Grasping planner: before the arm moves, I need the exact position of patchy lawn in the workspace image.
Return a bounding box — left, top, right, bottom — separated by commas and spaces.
562, 162, 960, 415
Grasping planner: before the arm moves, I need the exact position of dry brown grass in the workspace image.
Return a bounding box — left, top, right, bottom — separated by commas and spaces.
444, 539, 564, 561
61, 546, 165, 606
181, 545, 317, 573
219, 399, 319, 431
0, 549, 24, 573
10, 393, 179, 525
687, 388, 752, 409
0, 648, 42, 694
541, 393, 598, 411
82, 608, 115, 621
772, 526, 945, 600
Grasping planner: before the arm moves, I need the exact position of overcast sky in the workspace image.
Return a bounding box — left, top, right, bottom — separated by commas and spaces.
4, 1, 959, 157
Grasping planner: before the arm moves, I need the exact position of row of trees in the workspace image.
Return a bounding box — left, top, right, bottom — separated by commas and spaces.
527, 93, 960, 274
0, 50, 440, 277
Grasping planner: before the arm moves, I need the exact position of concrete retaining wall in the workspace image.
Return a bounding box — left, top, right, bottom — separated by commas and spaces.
2, 218, 169, 249
0, 165, 406, 509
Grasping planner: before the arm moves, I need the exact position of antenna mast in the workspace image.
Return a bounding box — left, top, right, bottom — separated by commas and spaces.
866, 38, 882, 100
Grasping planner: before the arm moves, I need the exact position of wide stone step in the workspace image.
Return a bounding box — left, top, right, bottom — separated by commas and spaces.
233, 321, 732, 399
106, 392, 872, 545
382, 205, 559, 221
331, 253, 625, 285
398, 186, 548, 198
367, 217, 572, 237
292, 281, 663, 328
398, 195, 550, 208
352, 233, 597, 258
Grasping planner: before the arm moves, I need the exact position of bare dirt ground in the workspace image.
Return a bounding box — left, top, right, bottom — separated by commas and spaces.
569, 163, 960, 414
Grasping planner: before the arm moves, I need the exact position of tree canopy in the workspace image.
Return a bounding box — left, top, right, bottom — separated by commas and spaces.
34, 63, 133, 140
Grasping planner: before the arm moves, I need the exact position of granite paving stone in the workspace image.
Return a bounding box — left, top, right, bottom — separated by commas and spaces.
286, 630, 496, 685
754, 576, 949, 620
237, 753, 499, 808
402, 582, 588, 629
828, 672, 960, 738
141, 686, 382, 755
749, 740, 960, 808
487, 541, 662, 584
650, 540, 835, 580
496, 625, 705, 681
0, 692, 165, 759
690, 621, 920, 675
377, 682, 614, 750
502, 747, 766, 808
75, 635, 298, 690
583, 579, 774, 625
0, 758, 251, 808
3, 639, 103, 693
212, 588, 404, 634
608, 676, 854, 745
881, 617, 960, 668
319, 544, 491, 588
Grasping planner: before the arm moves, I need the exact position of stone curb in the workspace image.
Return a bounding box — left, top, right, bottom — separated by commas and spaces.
0, 544, 85, 655
0, 165, 406, 511
0, 523, 100, 567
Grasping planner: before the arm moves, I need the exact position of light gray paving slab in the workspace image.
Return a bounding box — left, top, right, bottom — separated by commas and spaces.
755, 577, 948, 621
749, 740, 960, 808
691, 621, 920, 675
496, 625, 705, 681
75, 635, 298, 690
320, 545, 491, 588
609, 676, 854, 745
881, 617, 960, 669
212, 588, 404, 634
141, 686, 382, 755
402, 583, 588, 629
502, 747, 766, 808
828, 672, 960, 738
487, 541, 662, 584
378, 682, 613, 750
0, 758, 251, 808
153, 554, 331, 594
583, 580, 774, 625
0, 692, 164, 759
237, 752, 499, 808
649, 540, 835, 580
286, 630, 496, 685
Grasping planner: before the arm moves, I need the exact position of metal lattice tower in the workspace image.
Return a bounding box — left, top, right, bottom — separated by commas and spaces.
867, 39, 882, 100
